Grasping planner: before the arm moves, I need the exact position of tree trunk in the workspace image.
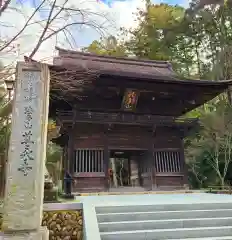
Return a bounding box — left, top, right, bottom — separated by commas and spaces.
220, 177, 225, 189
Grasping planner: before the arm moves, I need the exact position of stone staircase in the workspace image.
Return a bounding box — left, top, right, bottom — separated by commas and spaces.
96, 202, 232, 240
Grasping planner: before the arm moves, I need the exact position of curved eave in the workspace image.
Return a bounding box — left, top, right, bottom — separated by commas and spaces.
99, 71, 232, 87
99, 72, 232, 115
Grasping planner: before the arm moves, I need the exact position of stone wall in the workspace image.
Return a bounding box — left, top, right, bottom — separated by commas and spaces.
0, 209, 83, 240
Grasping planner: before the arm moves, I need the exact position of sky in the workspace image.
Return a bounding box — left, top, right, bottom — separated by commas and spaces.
0, 0, 190, 66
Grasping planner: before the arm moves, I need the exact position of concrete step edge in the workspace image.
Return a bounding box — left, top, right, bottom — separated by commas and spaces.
96, 203, 232, 213
162, 237, 232, 240
100, 225, 232, 235
97, 208, 232, 216
99, 216, 232, 225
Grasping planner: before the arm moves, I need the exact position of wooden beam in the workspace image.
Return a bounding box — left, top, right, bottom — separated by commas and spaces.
57, 110, 198, 128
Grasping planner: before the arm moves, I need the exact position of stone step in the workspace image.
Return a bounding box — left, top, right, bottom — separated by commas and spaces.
163, 237, 232, 240
99, 217, 232, 232
97, 208, 232, 222
96, 202, 232, 214
100, 226, 232, 240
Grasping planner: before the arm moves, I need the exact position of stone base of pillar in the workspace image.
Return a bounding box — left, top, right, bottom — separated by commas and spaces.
0, 227, 49, 240
62, 193, 74, 200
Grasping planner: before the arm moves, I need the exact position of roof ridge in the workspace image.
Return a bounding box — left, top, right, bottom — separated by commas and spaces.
55, 46, 172, 68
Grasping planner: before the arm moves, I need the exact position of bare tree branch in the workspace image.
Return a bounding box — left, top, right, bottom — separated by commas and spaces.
0, 0, 11, 17
0, 0, 46, 52
28, 0, 58, 58
1, 0, 108, 62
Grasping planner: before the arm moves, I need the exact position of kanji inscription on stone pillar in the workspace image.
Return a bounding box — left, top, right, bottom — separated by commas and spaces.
2, 62, 50, 234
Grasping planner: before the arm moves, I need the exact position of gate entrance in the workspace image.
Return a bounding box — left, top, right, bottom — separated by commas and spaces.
108, 149, 152, 192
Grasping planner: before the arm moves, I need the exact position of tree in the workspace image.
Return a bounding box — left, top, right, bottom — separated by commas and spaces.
187, 0, 228, 15
186, 101, 232, 188
0, 83, 13, 197
124, 4, 186, 63
84, 36, 127, 57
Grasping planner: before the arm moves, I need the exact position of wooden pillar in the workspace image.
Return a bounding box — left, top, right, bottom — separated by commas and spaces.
149, 141, 154, 191
181, 138, 189, 189
61, 147, 66, 190
103, 128, 109, 191
62, 139, 69, 190
68, 108, 77, 175
151, 125, 156, 190
67, 128, 74, 174
142, 132, 154, 191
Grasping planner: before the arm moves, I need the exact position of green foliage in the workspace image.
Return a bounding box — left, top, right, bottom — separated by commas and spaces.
46, 141, 62, 164
125, 4, 186, 62
84, 36, 127, 57
186, 101, 232, 188
0, 86, 12, 154
46, 121, 62, 185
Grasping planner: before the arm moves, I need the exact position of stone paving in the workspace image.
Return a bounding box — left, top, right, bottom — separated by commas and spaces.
77, 192, 232, 206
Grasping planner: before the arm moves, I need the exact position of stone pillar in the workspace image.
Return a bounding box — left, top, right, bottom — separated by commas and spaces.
1, 62, 50, 239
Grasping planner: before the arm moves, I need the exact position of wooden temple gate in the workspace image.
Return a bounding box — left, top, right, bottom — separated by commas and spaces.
49, 47, 232, 193
54, 115, 191, 192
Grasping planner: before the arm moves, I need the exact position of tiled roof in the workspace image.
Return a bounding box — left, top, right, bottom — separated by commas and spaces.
53, 47, 177, 81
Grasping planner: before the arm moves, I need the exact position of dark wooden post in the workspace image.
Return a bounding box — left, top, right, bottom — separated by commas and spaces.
62, 144, 67, 190
180, 138, 189, 189
151, 125, 156, 190
103, 126, 110, 191
67, 129, 74, 174
142, 131, 154, 191
69, 107, 77, 175
149, 150, 154, 191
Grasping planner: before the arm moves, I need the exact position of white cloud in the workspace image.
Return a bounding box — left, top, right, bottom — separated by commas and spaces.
180, 0, 190, 8
110, 0, 146, 30
0, 0, 191, 68
0, 0, 146, 67
0, 0, 191, 66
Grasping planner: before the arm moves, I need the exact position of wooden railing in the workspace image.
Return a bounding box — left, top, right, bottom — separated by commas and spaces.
57, 110, 198, 127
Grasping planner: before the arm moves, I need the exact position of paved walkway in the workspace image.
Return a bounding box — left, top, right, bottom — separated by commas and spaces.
77, 193, 232, 206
